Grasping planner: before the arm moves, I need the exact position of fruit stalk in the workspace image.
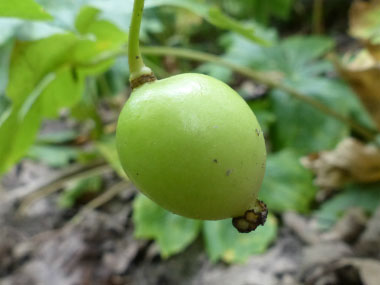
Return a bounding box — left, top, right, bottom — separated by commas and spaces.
128, 0, 156, 88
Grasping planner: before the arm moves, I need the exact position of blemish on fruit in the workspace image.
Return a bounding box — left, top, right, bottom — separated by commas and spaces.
136, 172, 139, 176
226, 169, 232, 176
136, 56, 140, 59
255, 128, 260, 136
213, 159, 218, 163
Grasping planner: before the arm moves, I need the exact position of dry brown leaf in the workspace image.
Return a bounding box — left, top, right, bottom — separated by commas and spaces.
341, 1, 380, 128
349, 0, 380, 43
367, 42, 380, 61
335, 51, 380, 130
301, 137, 380, 189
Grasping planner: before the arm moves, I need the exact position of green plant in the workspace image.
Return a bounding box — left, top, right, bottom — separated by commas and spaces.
2, 0, 380, 264
116, 0, 267, 233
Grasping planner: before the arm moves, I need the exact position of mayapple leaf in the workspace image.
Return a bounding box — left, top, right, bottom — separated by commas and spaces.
0, 7, 130, 174
133, 194, 202, 258
260, 150, 317, 213
0, 0, 52, 21
203, 214, 277, 263
146, 0, 268, 45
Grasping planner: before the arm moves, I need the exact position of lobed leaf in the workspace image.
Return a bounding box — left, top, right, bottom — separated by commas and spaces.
0, 9, 129, 175
203, 214, 277, 263
0, 0, 52, 21
133, 194, 202, 258
260, 150, 317, 213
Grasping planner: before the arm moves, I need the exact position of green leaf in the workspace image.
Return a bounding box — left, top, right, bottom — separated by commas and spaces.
315, 183, 380, 230
247, 99, 276, 135
197, 24, 277, 82
0, 34, 81, 174
0, 95, 12, 126
217, 0, 295, 24
27, 145, 79, 167
265, 36, 334, 76
75, 6, 128, 45
0, 40, 13, 93
39, 66, 85, 118
212, 34, 332, 80
72, 6, 128, 71
75, 6, 102, 34
7, 34, 78, 106
0, 95, 41, 174
58, 176, 103, 209
133, 194, 202, 258
203, 214, 277, 263
270, 79, 351, 154
70, 86, 103, 139
0, 23, 126, 174
207, 7, 269, 45
36, 129, 78, 144
223, 35, 355, 154
260, 150, 316, 213
96, 136, 127, 179
145, 0, 267, 44
0, 0, 52, 20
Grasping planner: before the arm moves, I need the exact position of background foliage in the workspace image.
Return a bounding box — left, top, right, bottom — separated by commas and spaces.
1, 0, 380, 263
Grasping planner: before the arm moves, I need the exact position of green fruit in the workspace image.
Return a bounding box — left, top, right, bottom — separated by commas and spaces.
116, 73, 266, 220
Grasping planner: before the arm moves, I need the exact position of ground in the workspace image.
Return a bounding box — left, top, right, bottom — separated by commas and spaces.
1, 158, 380, 285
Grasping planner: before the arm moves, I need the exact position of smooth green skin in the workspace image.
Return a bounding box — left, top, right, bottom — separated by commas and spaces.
116, 73, 266, 220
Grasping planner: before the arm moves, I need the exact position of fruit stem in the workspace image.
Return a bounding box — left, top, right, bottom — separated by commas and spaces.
128, 0, 156, 88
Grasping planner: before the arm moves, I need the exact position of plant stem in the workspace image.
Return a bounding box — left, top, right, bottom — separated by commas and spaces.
17, 161, 112, 216
128, 0, 155, 88
68, 181, 133, 226
312, 0, 324, 34
78, 46, 377, 141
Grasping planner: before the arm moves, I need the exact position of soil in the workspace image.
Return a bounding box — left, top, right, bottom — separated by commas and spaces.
1, 159, 380, 285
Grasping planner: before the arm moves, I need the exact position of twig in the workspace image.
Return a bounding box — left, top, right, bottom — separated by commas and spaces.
67, 180, 133, 226
312, 0, 325, 34
17, 161, 112, 216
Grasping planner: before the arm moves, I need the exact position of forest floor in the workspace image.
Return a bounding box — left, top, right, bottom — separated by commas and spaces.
1, 157, 380, 285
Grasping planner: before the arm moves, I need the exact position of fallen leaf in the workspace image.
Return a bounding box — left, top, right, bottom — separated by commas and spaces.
334, 51, 380, 130
301, 137, 380, 189
367, 42, 380, 61
349, 0, 380, 44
